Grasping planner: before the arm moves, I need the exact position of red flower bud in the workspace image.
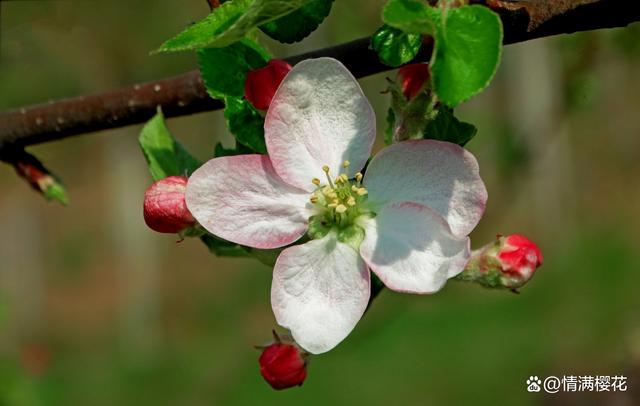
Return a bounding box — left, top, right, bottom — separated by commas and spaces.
258, 333, 308, 390
143, 176, 195, 234
456, 234, 543, 290
397, 63, 430, 100
244, 59, 292, 111
497, 234, 543, 288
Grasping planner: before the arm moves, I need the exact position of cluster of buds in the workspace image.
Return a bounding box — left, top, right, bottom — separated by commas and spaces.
258, 331, 309, 390
456, 234, 543, 290
244, 59, 292, 111
143, 176, 196, 235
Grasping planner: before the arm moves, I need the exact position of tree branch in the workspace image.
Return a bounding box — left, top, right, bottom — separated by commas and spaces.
0, 0, 637, 152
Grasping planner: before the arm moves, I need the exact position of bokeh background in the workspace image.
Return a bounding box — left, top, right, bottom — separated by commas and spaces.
1, 1, 639, 405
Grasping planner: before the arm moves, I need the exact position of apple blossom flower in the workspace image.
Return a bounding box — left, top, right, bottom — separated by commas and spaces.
143, 176, 196, 234
186, 57, 487, 353
258, 331, 308, 390
244, 59, 293, 111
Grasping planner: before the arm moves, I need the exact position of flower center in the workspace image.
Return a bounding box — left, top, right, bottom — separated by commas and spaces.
307, 161, 370, 245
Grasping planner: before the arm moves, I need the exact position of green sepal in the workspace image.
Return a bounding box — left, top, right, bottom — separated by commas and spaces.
223, 97, 267, 154
384, 107, 395, 145
200, 234, 250, 257
197, 39, 271, 100
371, 24, 422, 68
308, 214, 332, 240
260, 0, 334, 44
337, 225, 365, 251
138, 108, 201, 181
385, 78, 435, 142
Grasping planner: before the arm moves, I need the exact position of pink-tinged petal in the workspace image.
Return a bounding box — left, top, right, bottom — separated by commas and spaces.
185, 154, 310, 249
363, 140, 487, 238
265, 57, 376, 191
271, 234, 370, 354
359, 202, 470, 294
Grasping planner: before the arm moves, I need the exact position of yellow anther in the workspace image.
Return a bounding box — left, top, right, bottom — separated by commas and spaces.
322, 186, 333, 195
328, 202, 338, 208
346, 196, 356, 206
335, 177, 344, 185
342, 160, 350, 168
322, 165, 330, 173
339, 174, 349, 182
357, 188, 368, 196
310, 196, 319, 204
355, 172, 363, 182
335, 204, 347, 214
351, 185, 358, 192
312, 178, 321, 186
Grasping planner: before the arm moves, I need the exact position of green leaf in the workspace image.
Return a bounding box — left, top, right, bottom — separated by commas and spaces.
213, 141, 254, 157
156, 0, 313, 52
424, 107, 477, 146
371, 24, 422, 68
382, 0, 439, 35
155, 0, 250, 52
197, 39, 270, 100
200, 234, 249, 257
223, 97, 267, 153
431, 5, 503, 106
260, 0, 334, 44
214, 143, 239, 157
138, 108, 201, 181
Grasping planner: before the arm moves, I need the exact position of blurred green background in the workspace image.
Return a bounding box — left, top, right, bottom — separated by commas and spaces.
1, 1, 639, 405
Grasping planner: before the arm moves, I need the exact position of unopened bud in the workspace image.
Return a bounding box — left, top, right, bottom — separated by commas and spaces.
244, 59, 293, 111
397, 63, 430, 100
6, 150, 69, 205
258, 331, 308, 390
457, 234, 543, 290
143, 176, 196, 234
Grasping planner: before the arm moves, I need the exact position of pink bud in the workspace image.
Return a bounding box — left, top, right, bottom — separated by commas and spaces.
244, 59, 292, 111
258, 333, 308, 390
497, 234, 543, 288
456, 234, 543, 290
143, 176, 195, 234
397, 63, 430, 100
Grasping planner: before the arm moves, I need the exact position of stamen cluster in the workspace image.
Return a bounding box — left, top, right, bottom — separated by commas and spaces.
309, 161, 368, 229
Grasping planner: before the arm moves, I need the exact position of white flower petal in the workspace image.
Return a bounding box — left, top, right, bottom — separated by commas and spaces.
265, 57, 376, 191
271, 234, 370, 354
363, 140, 487, 238
359, 202, 470, 294
185, 154, 310, 249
